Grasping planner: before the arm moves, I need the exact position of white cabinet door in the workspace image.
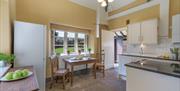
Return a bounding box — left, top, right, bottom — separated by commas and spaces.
141, 19, 158, 44
128, 23, 141, 44
127, 67, 180, 91
172, 14, 180, 43
101, 30, 114, 69
14, 21, 46, 91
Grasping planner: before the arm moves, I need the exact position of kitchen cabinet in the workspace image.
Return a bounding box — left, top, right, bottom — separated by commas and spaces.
141, 19, 158, 44
126, 67, 180, 91
128, 18, 158, 44
128, 23, 141, 44
172, 14, 180, 43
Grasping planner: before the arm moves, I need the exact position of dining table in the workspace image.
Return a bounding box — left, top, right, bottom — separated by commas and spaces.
63, 57, 97, 86
0, 66, 39, 91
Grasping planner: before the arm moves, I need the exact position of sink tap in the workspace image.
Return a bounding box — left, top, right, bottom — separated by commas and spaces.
140, 47, 144, 55
140, 43, 145, 55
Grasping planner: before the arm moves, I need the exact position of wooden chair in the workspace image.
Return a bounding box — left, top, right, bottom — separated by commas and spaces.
94, 50, 105, 78
49, 55, 72, 89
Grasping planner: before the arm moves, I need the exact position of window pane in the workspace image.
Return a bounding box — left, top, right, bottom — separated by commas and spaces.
67, 32, 75, 52
55, 31, 64, 54
78, 33, 85, 52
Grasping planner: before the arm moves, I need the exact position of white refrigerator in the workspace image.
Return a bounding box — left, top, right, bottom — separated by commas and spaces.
14, 21, 46, 91
101, 30, 114, 69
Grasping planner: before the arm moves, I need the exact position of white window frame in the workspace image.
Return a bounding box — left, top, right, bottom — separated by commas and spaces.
53, 30, 88, 55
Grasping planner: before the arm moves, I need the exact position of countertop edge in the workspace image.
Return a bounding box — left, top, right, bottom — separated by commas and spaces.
121, 54, 180, 62
125, 64, 180, 78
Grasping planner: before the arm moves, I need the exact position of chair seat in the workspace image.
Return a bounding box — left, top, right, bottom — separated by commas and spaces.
96, 63, 104, 67
54, 69, 69, 76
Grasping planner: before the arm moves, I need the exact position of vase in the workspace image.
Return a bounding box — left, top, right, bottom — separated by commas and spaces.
0, 61, 7, 67
172, 53, 179, 61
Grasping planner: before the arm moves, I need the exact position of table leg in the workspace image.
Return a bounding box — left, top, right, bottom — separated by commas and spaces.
93, 63, 96, 79
71, 65, 74, 86
86, 64, 88, 70
65, 62, 67, 69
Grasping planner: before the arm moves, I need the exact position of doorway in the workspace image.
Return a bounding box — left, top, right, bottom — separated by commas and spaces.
114, 36, 123, 63
114, 29, 127, 67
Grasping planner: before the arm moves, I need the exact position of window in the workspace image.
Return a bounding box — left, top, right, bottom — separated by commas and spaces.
67, 32, 75, 53
54, 31, 64, 54
78, 33, 85, 52
53, 30, 88, 55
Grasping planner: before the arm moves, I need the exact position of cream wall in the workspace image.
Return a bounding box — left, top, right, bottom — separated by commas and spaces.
16, 0, 97, 56
16, 0, 97, 78
9, 0, 16, 24
16, 0, 96, 29
0, 0, 11, 54
108, 5, 160, 30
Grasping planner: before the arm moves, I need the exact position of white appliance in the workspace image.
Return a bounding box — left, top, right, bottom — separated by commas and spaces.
101, 30, 114, 69
172, 14, 180, 43
14, 21, 46, 91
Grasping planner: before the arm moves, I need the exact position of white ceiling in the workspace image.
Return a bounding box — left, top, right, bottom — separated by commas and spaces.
69, 0, 136, 11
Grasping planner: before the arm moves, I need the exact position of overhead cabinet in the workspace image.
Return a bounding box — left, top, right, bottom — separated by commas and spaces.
128, 23, 141, 44
128, 18, 158, 44
141, 19, 158, 44
172, 14, 180, 43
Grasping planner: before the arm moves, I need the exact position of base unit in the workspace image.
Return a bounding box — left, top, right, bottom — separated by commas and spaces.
126, 67, 180, 91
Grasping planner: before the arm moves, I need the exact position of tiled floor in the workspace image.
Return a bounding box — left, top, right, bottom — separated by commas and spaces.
46, 68, 126, 91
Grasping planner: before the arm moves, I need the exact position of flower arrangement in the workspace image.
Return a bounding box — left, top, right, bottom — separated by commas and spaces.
170, 48, 179, 60
0, 53, 15, 63
67, 50, 71, 55
88, 48, 92, 53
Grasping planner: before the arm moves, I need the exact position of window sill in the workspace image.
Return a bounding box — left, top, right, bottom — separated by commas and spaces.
59, 52, 94, 57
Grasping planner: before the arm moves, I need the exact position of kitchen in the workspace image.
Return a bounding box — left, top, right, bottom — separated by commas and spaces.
109, 0, 180, 91
0, 0, 180, 91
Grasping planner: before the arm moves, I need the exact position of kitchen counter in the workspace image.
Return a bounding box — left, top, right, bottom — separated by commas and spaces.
121, 53, 180, 62
126, 59, 180, 91
125, 59, 180, 78
0, 66, 39, 91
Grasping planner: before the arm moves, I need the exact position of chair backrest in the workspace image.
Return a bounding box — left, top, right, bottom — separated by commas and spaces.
101, 50, 105, 64
49, 55, 59, 76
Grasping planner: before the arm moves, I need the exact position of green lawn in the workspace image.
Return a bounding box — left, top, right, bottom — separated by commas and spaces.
67, 47, 74, 52
55, 47, 74, 54
55, 48, 64, 54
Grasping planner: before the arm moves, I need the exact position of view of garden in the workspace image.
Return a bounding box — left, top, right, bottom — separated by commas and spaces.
54, 31, 85, 54
55, 47, 74, 54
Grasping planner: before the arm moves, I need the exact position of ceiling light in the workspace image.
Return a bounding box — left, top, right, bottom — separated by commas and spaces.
97, 0, 114, 11
97, 0, 104, 3
108, 0, 114, 3
101, 1, 107, 7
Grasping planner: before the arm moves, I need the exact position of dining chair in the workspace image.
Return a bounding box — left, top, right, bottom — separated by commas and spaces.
49, 55, 72, 89
94, 50, 105, 78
